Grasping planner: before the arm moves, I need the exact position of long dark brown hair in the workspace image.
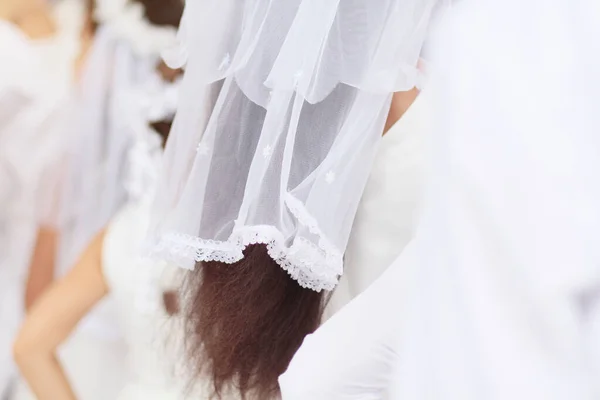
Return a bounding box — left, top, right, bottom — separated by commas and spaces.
183, 245, 328, 399
138, 0, 184, 27
89, 0, 183, 34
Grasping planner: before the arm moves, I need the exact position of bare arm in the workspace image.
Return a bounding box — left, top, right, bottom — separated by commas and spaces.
383, 87, 420, 135
13, 229, 109, 400
24, 227, 58, 311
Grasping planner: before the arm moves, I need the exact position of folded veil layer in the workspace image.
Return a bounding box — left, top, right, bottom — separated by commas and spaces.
149, 0, 445, 291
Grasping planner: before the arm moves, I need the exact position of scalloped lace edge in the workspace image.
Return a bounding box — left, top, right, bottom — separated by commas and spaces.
148, 225, 342, 292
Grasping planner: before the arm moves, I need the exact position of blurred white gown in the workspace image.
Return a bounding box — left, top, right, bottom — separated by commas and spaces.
281, 1, 600, 399
7, 2, 128, 399
326, 92, 427, 317
0, 3, 82, 394
100, 119, 187, 399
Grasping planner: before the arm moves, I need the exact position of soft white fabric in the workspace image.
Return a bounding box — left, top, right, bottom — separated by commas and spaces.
11, 25, 133, 400
12, 37, 182, 400
45, 18, 178, 343
6, 3, 171, 399
7, 3, 133, 398
148, 0, 445, 292
281, 1, 600, 398
326, 92, 427, 318
48, 13, 180, 280
0, 24, 37, 124
391, 2, 600, 398
100, 104, 186, 397
102, 201, 186, 400
0, 1, 83, 392
279, 89, 431, 399
64, 22, 185, 396
50, 27, 143, 275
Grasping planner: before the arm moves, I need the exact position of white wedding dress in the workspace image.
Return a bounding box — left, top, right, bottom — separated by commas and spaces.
95, 90, 190, 399
282, 1, 600, 397
7, 2, 130, 399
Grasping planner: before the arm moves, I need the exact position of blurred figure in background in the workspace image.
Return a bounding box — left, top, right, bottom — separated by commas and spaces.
0, 0, 86, 396
9, 1, 128, 398
12, 0, 185, 399
280, 0, 600, 398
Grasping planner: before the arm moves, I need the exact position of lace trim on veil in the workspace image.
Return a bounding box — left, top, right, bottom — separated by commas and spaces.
150, 196, 343, 292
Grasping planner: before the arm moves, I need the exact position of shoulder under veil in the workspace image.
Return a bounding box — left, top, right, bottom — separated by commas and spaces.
147, 0, 448, 291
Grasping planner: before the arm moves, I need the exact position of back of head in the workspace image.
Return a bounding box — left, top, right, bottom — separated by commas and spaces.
184, 245, 328, 399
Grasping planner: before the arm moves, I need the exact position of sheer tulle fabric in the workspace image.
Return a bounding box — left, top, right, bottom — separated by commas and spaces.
149, 0, 442, 291
43, 20, 180, 272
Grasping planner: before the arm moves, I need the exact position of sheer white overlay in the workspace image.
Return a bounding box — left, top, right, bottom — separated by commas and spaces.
44, 0, 178, 276
148, 0, 445, 291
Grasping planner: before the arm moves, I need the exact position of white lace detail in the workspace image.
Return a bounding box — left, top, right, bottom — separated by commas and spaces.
284, 194, 342, 262
149, 222, 342, 292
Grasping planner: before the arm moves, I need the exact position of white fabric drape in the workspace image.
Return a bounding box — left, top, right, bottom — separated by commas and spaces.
281, 0, 600, 398
392, 2, 600, 398
38, 27, 177, 345
46, 27, 135, 274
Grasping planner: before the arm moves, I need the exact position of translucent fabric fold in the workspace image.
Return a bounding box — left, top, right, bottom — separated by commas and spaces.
44, 26, 170, 273
148, 0, 445, 291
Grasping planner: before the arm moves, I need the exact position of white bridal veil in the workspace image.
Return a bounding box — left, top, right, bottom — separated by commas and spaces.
149, 0, 446, 291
